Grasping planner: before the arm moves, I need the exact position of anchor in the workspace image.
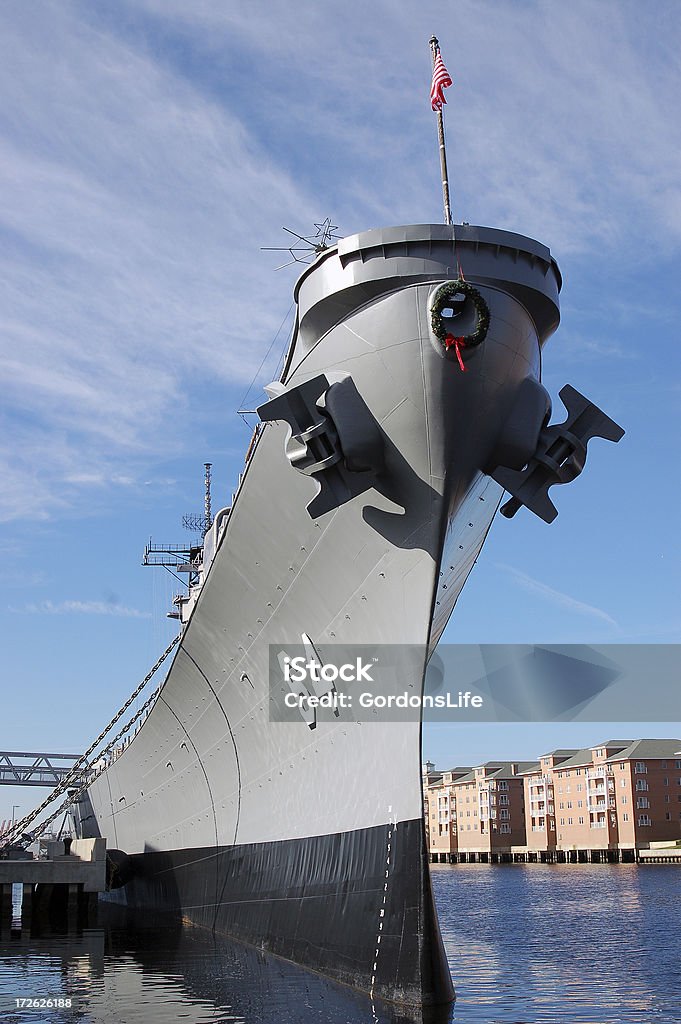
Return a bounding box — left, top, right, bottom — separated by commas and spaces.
257, 374, 385, 518
488, 383, 625, 524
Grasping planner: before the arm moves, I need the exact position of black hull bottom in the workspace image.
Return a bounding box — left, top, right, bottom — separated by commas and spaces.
106, 818, 453, 1008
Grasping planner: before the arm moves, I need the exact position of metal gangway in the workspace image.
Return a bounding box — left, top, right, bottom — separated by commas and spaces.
0, 752, 83, 789
0, 634, 180, 850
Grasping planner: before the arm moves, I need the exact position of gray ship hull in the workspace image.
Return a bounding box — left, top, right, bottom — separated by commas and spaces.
74, 224, 561, 1007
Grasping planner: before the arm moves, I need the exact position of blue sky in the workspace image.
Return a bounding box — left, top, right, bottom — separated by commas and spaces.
1, 1, 679, 821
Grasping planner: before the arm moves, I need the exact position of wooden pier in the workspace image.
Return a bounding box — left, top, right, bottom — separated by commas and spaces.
429, 840, 681, 866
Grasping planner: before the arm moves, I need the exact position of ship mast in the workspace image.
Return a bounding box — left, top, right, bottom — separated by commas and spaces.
204, 462, 213, 534
429, 35, 453, 226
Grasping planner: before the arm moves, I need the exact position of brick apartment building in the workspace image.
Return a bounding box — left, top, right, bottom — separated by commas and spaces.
422, 762, 469, 859
425, 739, 681, 862
521, 749, 575, 854
540, 739, 681, 855
424, 760, 536, 860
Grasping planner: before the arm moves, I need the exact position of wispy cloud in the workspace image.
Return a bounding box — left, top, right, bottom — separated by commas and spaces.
0, 5, 316, 522
0, 0, 679, 526
496, 564, 620, 629
9, 599, 151, 619
554, 333, 640, 361
138, 0, 681, 252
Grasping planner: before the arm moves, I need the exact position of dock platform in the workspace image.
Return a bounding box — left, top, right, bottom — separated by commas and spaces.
0, 838, 106, 928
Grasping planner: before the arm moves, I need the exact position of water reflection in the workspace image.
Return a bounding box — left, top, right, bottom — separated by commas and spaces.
434, 863, 680, 1023
1, 865, 679, 1023
0, 902, 452, 1024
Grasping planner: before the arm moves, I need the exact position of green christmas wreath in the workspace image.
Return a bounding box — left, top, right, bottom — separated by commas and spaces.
430, 279, 490, 351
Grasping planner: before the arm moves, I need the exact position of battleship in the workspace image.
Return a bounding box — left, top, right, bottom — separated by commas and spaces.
62, 216, 624, 1009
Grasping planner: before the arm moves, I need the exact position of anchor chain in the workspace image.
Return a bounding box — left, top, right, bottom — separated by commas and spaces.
0, 633, 180, 848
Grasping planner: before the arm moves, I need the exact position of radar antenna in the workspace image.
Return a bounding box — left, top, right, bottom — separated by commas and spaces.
182, 462, 213, 537
262, 218, 340, 270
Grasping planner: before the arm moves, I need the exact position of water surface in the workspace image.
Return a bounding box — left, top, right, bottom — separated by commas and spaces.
0, 864, 678, 1023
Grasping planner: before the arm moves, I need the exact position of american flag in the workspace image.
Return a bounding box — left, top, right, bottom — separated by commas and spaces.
430, 51, 452, 111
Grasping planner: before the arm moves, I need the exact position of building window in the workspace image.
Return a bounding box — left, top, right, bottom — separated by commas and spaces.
638, 815, 651, 826
661, 761, 668, 769
578, 816, 584, 824
621, 796, 627, 804
635, 780, 649, 792
665, 795, 670, 803
623, 813, 629, 822
676, 761, 681, 769
560, 818, 565, 825
500, 824, 511, 834
636, 797, 650, 809
664, 778, 669, 786
666, 812, 672, 821
635, 763, 647, 773
550, 821, 555, 830
620, 779, 626, 788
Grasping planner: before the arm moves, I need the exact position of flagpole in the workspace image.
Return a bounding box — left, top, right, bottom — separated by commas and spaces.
429, 35, 453, 226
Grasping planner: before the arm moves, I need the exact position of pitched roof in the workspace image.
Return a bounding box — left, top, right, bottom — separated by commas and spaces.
519, 749, 579, 774
605, 738, 681, 761
452, 760, 538, 783
544, 747, 595, 770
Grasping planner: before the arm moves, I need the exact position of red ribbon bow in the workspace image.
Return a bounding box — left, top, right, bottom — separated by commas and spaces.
444, 334, 467, 372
